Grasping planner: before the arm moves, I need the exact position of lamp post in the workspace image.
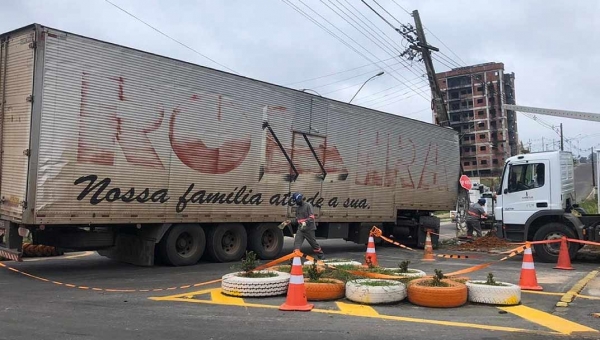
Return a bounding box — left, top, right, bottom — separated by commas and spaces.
349, 71, 384, 103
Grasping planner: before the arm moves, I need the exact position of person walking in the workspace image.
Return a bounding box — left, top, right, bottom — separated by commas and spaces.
466, 198, 488, 239
283, 192, 325, 260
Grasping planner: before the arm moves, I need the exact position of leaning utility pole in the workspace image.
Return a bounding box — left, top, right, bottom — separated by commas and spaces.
411, 10, 449, 128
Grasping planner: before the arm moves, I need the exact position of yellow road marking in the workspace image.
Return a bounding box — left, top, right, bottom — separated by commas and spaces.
498, 305, 598, 335
523, 290, 600, 300
149, 289, 557, 335
335, 302, 379, 316
556, 270, 599, 307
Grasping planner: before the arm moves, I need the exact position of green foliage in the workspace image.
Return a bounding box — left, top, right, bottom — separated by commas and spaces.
355, 280, 399, 287
307, 261, 322, 282
240, 251, 259, 272
397, 260, 410, 273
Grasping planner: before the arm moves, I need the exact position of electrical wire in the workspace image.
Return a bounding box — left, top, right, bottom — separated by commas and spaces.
104, 0, 239, 75
356, 82, 430, 105
320, 0, 429, 96
286, 0, 430, 101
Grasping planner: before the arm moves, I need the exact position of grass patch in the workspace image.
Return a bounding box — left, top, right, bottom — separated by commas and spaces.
236, 271, 278, 278
416, 280, 451, 288
354, 280, 400, 287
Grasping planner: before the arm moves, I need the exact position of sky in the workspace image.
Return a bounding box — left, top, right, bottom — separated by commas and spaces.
2, 0, 599, 158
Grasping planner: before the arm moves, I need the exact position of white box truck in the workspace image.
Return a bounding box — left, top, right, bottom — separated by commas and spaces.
0, 24, 462, 266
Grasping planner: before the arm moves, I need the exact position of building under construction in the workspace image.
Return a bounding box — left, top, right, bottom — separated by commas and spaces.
434, 62, 519, 178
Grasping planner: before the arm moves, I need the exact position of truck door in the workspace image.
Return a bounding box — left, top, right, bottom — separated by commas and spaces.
500, 160, 550, 225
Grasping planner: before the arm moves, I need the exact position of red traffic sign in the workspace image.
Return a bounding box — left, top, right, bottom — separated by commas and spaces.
459, 175, 472, 190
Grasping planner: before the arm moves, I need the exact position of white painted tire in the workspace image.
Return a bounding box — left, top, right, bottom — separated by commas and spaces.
345, 279, 407, 304
381, 268, 427, 278
221, 270, 291, 297
304, 260, 362, 267
466, 281, 521, 305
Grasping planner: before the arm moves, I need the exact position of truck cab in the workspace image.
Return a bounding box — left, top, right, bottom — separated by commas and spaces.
494, 151, 600, 262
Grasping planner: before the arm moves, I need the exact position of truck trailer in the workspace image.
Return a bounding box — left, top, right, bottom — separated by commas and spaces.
0, 24, 461, 266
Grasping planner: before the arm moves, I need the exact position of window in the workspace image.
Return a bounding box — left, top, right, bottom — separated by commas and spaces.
480, 146, 486, 151
463, 162, 470, 166
472, 161, 477, 165
478, 110, 484, 116
493, 159, 499, 165
451, 103, 460, 110
479, 134, 486, 139
450, 91, 459, 99
477, 86, 483, 92
481, 160, 488, 165
507, 163, 545, 193
477, 98, 483, 104
478, 122, 485, 127
460, 90, 467, 95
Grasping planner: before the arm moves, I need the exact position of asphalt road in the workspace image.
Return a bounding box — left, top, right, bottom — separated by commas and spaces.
1, 226, 599, 340
575, 163, 594, 203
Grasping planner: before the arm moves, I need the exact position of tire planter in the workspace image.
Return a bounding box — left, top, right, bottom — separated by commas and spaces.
466, 281, 521, 305
407, 278, 467, 308
381, 268, 427, 279
345, 279, 407, 304
221, 270, 291, 297
305, 279, 345, 301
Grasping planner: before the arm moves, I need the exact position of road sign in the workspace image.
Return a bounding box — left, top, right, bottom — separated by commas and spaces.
459, 175, 472, 191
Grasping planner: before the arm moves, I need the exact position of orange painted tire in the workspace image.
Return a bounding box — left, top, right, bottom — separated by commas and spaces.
305, 279, 345, 301
407, 278, 467, 308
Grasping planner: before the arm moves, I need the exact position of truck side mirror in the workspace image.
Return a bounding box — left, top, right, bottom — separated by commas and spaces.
503, 188, 508, 194
479, 185, 484, 194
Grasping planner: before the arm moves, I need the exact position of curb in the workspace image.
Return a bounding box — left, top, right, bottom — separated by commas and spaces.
556, 270, 599, 307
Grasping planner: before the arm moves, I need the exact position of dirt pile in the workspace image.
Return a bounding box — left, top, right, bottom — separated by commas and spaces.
451, 233, 512, 252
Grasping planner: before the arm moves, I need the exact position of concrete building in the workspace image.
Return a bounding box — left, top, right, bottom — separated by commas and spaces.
434, 62, 519, 178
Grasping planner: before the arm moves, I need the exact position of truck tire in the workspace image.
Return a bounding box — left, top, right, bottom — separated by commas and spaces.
206, 223, 248, 263
532, 223, 578, 263
157, 224, 206, 266
247, 223, 283, 260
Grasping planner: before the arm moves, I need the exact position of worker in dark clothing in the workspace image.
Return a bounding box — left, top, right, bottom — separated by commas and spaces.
283, 192, 325, 260
466, 198, 488, 239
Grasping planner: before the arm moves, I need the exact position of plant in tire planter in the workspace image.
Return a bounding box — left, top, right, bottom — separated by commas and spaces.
407, 269, 467, 308
466, 273, 521, 306
221, 251, 290, 297
345, 279, 407, 304
302, 262, 345, 301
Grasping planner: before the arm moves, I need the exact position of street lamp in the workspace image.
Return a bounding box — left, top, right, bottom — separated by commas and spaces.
349, 71, 385, 103
299, 88, 322, 96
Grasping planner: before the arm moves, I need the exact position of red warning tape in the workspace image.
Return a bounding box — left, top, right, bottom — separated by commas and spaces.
566, 238, 600, 247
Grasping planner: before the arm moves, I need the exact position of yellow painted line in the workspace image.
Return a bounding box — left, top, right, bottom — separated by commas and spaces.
556, 270, 599, 307
149, 291, 557, 335
498, 305, 598, 335
210, 290, 246, 305
523, 290, 600, 301
335, 302, 379, 317
150, 288, 220, 301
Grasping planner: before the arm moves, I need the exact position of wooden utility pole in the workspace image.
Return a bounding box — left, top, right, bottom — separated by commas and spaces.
411, 10, 449, 128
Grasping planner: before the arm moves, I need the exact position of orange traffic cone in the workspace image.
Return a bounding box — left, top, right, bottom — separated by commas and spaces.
554, 236, 574, 270
364, 236, 378, 267
422, 230, 435, 262
279, 256, 314, 311
519, 243, 543, 291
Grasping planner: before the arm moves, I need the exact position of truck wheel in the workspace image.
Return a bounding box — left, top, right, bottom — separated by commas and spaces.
158, 224, 206, 266
247, 223, 283, 260
206, 223, 248, 262
532, 223, 578, 263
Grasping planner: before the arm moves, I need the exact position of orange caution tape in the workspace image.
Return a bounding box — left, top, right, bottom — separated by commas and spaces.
566, 238, 600, 247
298, 251, 413, 279
253, 252, 297, 271
444, 244, 527, 277
370, 226, 414, 251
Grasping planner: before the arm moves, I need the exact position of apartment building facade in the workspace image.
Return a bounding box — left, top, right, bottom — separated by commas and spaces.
434, 62, 519, 178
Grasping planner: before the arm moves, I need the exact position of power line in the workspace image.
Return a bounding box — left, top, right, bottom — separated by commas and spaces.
104, 0, 239, 75
388, 0, 468, 67
282, 56, 397, 86
310, 60, 400, 90
356, 81, 430, 105
286, 0, 430, 101
319, 0, 429, 96
352, 76, 426, 102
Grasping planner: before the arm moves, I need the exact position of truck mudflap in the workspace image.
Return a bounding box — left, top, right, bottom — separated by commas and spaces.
0, 247, 22, 262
